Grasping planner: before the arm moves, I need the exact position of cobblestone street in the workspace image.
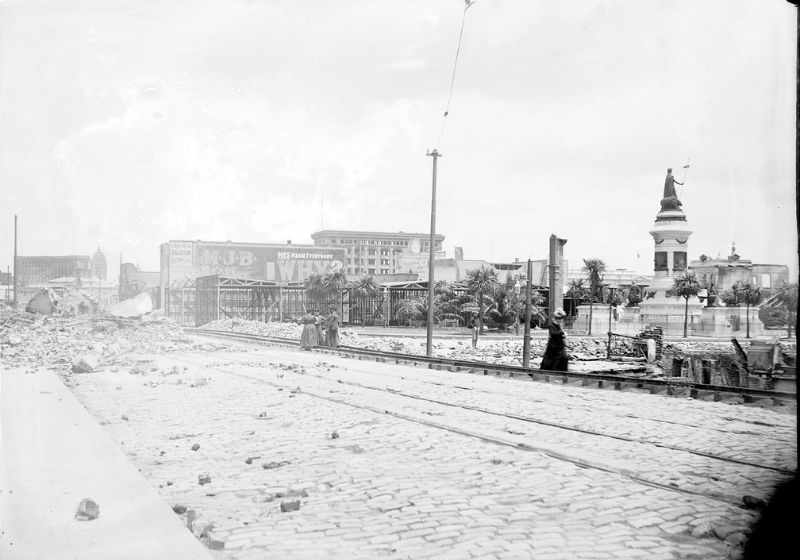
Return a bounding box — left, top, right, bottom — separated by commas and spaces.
60, 336, 796, 560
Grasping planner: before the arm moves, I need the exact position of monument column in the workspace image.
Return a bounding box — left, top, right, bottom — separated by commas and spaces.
648, 207, 692, 300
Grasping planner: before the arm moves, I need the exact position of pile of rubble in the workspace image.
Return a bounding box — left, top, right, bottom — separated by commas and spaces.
0, 299, 193, 374
202, 318, 649, 372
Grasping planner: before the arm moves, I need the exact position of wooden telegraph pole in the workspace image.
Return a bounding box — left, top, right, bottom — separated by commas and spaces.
523, 259, 533, 368
425, 149, 441, 357
13, 215, 18, 308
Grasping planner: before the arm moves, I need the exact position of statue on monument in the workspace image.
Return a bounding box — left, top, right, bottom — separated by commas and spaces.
660, 167, 684, 211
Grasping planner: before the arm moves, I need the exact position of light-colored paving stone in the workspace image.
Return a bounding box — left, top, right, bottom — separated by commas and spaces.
60, 338, 797, 559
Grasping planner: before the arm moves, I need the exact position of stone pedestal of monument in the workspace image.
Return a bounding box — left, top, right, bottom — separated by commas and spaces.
637, 205, 706, 336
696, 306, 764, 338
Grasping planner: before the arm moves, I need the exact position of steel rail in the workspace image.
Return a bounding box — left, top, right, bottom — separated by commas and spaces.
186, 328, 796, 405
168, 350, 794, 509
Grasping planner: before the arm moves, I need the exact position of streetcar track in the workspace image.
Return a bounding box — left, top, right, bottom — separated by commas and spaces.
166, 346, 794, 508
190, 328, 796, 405
202, 349, 796, 476
191, 328, 797, 441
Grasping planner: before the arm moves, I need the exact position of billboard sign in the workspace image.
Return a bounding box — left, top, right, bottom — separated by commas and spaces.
166, 241, 346, 284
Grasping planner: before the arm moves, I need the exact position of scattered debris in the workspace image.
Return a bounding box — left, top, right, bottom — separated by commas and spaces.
262, 460, 291, 470
331, 431, 339, 439
198, 474, 211, 485
75, 498, 100, 521
172, 504, 188, 514
280, 500, 300, 512
107, 293, 153, 319
191, 443, 200, 451
71, 353, 100, 373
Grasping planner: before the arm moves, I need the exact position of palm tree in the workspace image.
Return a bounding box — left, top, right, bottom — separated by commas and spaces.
464, 266, 499, 334
739, 283, 763, 339
304, 273, 326, 309
351, 275, 380, 298
777, 282, 798, 338
322, 270, 348, 315
583, 259, 606, 335
669, 272, 701, 338
395, 296, 426, 326
566, 279, 589, 302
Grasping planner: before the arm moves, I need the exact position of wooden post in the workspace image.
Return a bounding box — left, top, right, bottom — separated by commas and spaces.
523, 259, 533, 368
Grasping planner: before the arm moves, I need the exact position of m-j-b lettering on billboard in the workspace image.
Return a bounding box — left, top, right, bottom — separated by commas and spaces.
192, 244, 344, 283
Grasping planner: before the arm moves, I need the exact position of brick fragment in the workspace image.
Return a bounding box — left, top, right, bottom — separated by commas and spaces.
280, 500, 300, 513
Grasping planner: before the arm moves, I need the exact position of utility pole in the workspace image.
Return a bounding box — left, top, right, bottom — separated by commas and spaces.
13, 215, 18, 308
523, 259, 533, 368
425, 149, 441, 357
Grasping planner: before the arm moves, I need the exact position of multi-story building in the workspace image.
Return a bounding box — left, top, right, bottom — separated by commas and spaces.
119, 262, 161, 306
689, 245, 790, 293
15, 255, 91, 302
310, 230, 445, 278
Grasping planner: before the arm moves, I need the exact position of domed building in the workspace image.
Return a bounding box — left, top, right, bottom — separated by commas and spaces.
90, 247, 107, 281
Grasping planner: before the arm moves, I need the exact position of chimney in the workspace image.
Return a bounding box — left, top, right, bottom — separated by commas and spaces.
287, 240, 292, 245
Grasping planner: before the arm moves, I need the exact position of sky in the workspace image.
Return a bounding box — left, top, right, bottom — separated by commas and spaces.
0, 0, 797, 283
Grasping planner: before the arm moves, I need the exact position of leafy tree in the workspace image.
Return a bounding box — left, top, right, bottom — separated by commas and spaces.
489, 290, 516, 332
464, 266, 500, 334
395, 296, 426, 326
432, 282, 470, 325
669, 272, 701, 338
566, 279, 589, 302
777, 282, 799, 338
583, 258, 606, 335
739, 283, 763, 339
304, 273, 326, 308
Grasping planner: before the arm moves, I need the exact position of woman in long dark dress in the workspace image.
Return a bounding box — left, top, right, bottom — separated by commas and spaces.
315, 309, 326, 347
540, 308, 569, 371
300, 311, 318, 350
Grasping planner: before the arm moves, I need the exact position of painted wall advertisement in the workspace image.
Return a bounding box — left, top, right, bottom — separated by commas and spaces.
166, 241, 345, 284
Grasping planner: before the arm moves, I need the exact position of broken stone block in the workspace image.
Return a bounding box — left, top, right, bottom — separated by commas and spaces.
331, 431, 339, 439
75, 498, 100, 521
198, 474, 211, 485
71, 353, 100, 373
121, 414, 129, 421
280, 500, 300, 512
172, 504, 188, 514
184, 509, 197, 529
27, 290, 57, 315
107, 292, 153, 318
191, 443, 200, 451
205, 536, 225, 550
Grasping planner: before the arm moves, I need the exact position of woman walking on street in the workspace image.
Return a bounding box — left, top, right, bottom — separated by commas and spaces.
541, 308, 569, 371
299, 310, 318, 350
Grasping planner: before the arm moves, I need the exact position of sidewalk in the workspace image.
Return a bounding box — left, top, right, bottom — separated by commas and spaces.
0, 367, 213, 560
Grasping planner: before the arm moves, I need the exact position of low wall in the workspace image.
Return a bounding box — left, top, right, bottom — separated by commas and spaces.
570, 304, 764, 338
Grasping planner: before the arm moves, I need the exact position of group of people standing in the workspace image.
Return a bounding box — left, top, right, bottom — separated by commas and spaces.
299, 306, 340, 350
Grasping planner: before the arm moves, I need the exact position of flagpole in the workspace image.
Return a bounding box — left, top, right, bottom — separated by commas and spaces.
680, 158, 690, 198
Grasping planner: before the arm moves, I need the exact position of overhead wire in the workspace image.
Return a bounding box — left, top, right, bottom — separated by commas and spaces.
435, 0, 477, 150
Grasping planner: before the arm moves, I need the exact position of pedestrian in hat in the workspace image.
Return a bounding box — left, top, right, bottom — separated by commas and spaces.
541, 308, 569, 371
326, 305, 340, 348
